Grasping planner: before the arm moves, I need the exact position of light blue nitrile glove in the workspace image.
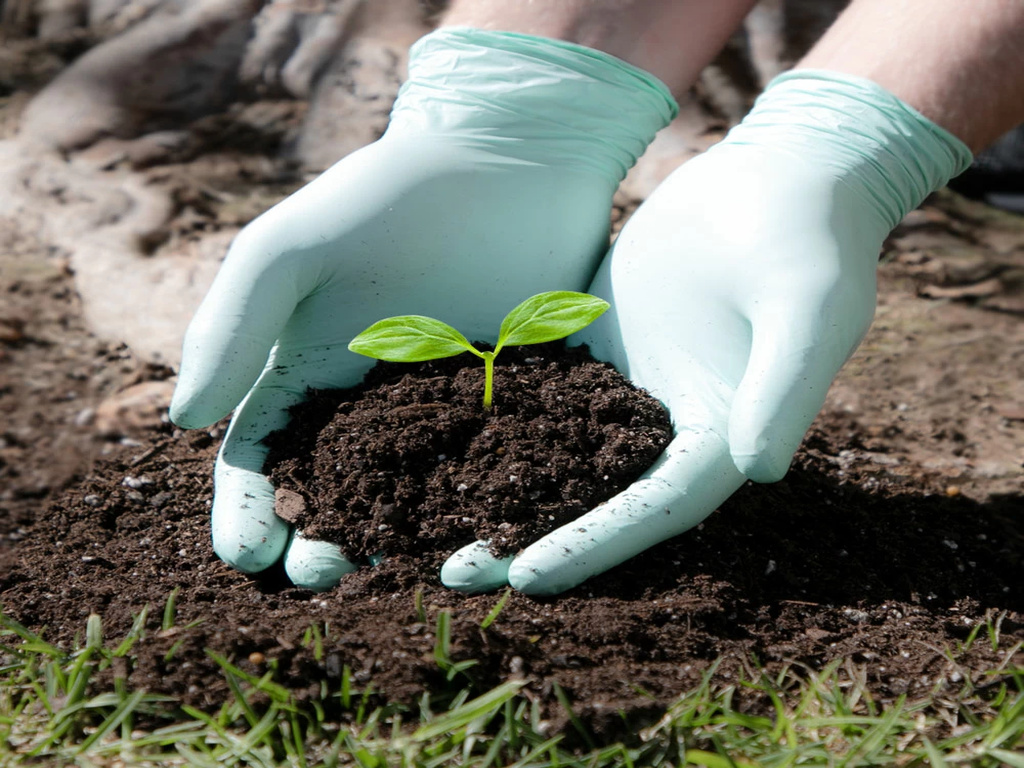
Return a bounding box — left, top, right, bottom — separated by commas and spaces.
168, 28, 676, 591
441, 70, 972, 595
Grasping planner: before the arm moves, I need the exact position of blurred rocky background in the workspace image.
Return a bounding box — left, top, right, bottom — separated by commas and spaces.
0, 0, 849, 367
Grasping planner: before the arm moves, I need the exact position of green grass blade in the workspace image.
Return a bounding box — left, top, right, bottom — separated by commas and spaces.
919, 736, 949, 768
0, 613, 61, 658
552, 681, 594, 752
683, 749, 743, 768
162, 587, 180, 631
413, 680, 524, 740
987, 748, 1024, 767
112, 605, 150, 657
480, 589, 511, 631
76, 689, 147, 753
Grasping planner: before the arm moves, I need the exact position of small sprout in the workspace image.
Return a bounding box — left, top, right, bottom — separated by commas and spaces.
348, 291, 609, 409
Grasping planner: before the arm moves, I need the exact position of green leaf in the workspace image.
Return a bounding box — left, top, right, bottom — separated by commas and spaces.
348, 316, 480, 362
411, 680, 524, 740
988, 749, 1024, 768
495, 291, 609, 353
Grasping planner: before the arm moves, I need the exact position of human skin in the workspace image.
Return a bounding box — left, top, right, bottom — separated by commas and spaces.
444, 0, 1024, 152
441, 0, 759, 98
799, 0, 1024, 152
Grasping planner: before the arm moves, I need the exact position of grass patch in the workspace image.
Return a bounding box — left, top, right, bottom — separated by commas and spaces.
1, 606, 1021, 766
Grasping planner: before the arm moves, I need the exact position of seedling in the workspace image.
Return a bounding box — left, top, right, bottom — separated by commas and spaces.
348, 291, 610, 410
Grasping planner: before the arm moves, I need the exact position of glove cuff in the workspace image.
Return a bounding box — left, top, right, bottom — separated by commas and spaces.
730, 69, 973, 230
389, 27, 679, 184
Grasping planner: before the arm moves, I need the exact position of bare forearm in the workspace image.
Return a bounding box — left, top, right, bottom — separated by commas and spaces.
799, 0, 1024, 152
441, 0, 758, 97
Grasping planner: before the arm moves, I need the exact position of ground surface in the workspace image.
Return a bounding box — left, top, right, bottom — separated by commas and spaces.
1, 177, 1022, 739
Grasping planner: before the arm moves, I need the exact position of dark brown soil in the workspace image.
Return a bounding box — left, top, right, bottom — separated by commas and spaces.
1, 394, 1021, 739
264, 343, 672, 561
2, 187, 1023, 742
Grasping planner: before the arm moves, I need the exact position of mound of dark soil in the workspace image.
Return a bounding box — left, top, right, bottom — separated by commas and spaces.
1, 399, 1021, 738
264, 343, 672, 562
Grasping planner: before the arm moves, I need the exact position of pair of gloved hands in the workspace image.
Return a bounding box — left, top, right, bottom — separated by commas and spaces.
169, 28, 971, 595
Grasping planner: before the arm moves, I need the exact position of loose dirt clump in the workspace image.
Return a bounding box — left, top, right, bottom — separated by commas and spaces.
264, 343, 672, 562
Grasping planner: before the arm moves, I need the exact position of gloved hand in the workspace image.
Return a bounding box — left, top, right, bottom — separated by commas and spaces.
169, 27, 677, 590
442, 70, 972, 595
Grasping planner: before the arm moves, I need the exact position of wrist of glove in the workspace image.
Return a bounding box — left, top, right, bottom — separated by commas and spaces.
732, 69, 972, 233
391, 27, 677, 180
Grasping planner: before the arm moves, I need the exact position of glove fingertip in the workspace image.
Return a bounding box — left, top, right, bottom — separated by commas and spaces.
507, 559, 576, 596
440, 541, 512, 594
728, 362, 827, 483
728, 403, 801, 482
169, 387, 223, 430
730, 445, 793, 483
214, 535, 284, 575
171, 310, 284, 429
728, 382, 817, 483
284, 535, 358, 592
210, 475, 290, 574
